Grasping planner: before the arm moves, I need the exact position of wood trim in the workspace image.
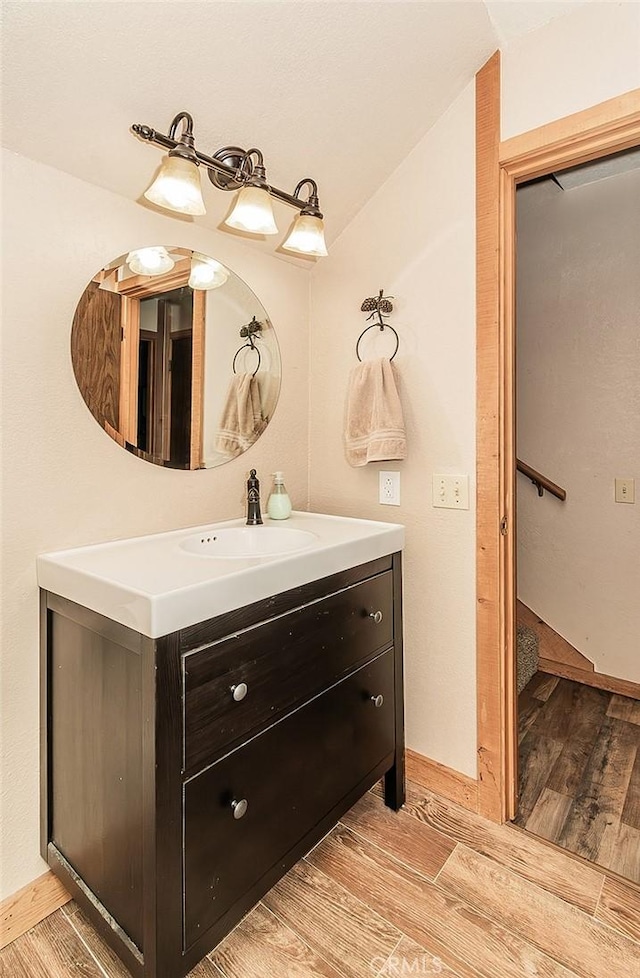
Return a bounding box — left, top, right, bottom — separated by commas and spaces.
476, 86, 640, 825
190, 289, 205, 470
517, 600, 594, 672
115, 259, 191, 298
119, 296, 140, 446
0, 871, 70, 949
500, 160, 518, 823
500, 89, 640, 171
475, 50, 506, 822
538, 661, 640, 701
406, 749, 479, 812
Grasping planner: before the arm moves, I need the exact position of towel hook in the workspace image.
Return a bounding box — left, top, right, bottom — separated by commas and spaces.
356, 289, 399, 361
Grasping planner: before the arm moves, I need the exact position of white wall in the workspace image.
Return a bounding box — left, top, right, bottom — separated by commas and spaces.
309, 82, 479, 778
517, 169, 640, 682
0, 150, 310, 899
309, 3, 640, 782
501, 2, 640, 139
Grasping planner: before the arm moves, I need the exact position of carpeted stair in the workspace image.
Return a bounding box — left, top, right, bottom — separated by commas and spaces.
517, 623, 539, 694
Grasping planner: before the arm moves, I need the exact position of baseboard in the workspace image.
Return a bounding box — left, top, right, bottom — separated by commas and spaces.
0, 870, 71, 949
1, 755, 480, 949
405, 749, 479, 812
539, 659, 640, 701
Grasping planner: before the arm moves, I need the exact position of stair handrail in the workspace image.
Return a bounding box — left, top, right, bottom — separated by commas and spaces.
516, 459, 567, 501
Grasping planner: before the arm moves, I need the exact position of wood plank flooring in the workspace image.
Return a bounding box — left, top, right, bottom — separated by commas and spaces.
514, 672, 640, 883
3, 779, 640, 978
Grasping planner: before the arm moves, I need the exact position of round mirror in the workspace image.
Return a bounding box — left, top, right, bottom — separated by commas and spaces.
71, 247, 281, 469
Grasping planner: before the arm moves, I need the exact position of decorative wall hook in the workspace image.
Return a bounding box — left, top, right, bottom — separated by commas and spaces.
357, 289, 399, 361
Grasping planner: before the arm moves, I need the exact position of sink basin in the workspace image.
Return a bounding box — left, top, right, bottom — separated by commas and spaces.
37, 512, 404, 637
180, 526, 317, 558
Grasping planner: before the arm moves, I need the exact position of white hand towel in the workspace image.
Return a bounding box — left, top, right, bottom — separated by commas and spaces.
344, 357, 407, 467
216, 373, 266, 457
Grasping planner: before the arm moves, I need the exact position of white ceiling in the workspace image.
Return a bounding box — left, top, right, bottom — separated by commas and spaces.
1, 1, 591, 256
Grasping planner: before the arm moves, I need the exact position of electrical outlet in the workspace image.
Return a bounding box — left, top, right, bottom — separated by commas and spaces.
433, 474, 470, 510
615, 478, 635, 503
379, 471, 400, 506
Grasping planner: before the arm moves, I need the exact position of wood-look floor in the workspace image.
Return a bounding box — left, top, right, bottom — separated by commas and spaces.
3, 779, 640, 978
515, 672, 640, 884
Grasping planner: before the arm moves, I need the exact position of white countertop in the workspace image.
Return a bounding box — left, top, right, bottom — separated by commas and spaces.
37, 512, 404, 638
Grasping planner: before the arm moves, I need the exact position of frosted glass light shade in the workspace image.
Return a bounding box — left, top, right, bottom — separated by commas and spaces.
281, 213, 328, 257
224, 186, 278, 235
126, 247, 175, 276
144, 155, 206, 216
189, 256, 229, 290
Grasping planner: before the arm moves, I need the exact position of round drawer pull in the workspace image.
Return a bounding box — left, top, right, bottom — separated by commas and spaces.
231, 798, 248, 819
230, 683, 248, 702
371, 694, 384, 708
369, 610, 384, 624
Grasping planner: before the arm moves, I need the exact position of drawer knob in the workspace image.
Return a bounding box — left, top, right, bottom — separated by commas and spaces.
371, 694, 384, 708
369, 610, 384, 624
231, 798, 248, 819
230, 683, 248, 702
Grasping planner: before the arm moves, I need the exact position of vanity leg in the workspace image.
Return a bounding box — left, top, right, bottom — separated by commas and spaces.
384, 754, 405, 811
384, 552, 405, 811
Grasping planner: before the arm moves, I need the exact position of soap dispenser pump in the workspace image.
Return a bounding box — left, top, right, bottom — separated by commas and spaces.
267, 471, 292, 520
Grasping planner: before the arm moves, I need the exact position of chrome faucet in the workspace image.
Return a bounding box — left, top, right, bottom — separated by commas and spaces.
246, 469, 263, 525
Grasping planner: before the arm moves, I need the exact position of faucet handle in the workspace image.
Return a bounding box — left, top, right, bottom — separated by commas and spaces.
246, 469, 263, 525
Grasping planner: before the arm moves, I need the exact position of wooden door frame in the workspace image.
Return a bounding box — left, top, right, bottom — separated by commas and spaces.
476, 55, 640, 822
116, 268, 205, 467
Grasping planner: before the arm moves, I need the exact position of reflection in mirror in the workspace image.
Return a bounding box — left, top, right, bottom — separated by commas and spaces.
71, 248, 281, 469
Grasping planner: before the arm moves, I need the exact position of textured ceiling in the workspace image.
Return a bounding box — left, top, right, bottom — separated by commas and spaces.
484, 0, 588, 43
1, 1, 591, 257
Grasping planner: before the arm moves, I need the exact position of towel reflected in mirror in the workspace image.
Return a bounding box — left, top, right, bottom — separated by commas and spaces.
216, 373, 267, 457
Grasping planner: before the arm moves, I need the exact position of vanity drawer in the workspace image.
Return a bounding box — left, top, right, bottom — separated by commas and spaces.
183, 648, 394, 949
183, 570, 393, 773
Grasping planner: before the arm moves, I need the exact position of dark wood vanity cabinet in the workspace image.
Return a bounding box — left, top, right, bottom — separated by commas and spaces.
41, 554, 404, 978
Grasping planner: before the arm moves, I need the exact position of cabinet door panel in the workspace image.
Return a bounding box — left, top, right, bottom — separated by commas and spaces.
183, 649, 394, 949
183, 571, 393, 773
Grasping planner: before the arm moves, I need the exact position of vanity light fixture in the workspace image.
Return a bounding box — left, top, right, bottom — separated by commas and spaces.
224, 149, 278, 235
132, 112, 327, 256
142, 113, 206, 216
188, 254, 229, 290
281, 179, 328, 258
126, 246, 175, 276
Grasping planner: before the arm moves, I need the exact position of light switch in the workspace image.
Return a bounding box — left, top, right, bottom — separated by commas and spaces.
433, 474, 470, 510
615, 478, 635, 504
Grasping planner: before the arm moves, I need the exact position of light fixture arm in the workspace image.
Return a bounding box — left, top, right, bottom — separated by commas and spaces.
131, 116, 321, 214
236, 148, 268, 187
167, 112, 195, 142
292, 178, 322, 217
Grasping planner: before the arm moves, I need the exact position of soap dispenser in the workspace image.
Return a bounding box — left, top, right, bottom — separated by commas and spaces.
267, 471, 292, 520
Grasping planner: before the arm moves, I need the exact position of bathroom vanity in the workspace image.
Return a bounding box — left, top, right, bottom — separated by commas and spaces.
38, 513, 404, 978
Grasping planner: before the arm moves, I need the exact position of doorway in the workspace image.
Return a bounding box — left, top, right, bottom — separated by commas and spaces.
474, 57, 640, 832
137, 287, 194, 466
511, 155, 640, 882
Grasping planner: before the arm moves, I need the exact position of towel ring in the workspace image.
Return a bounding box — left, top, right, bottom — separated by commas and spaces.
233, 342, 262, 377
356, 322, 399, 362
